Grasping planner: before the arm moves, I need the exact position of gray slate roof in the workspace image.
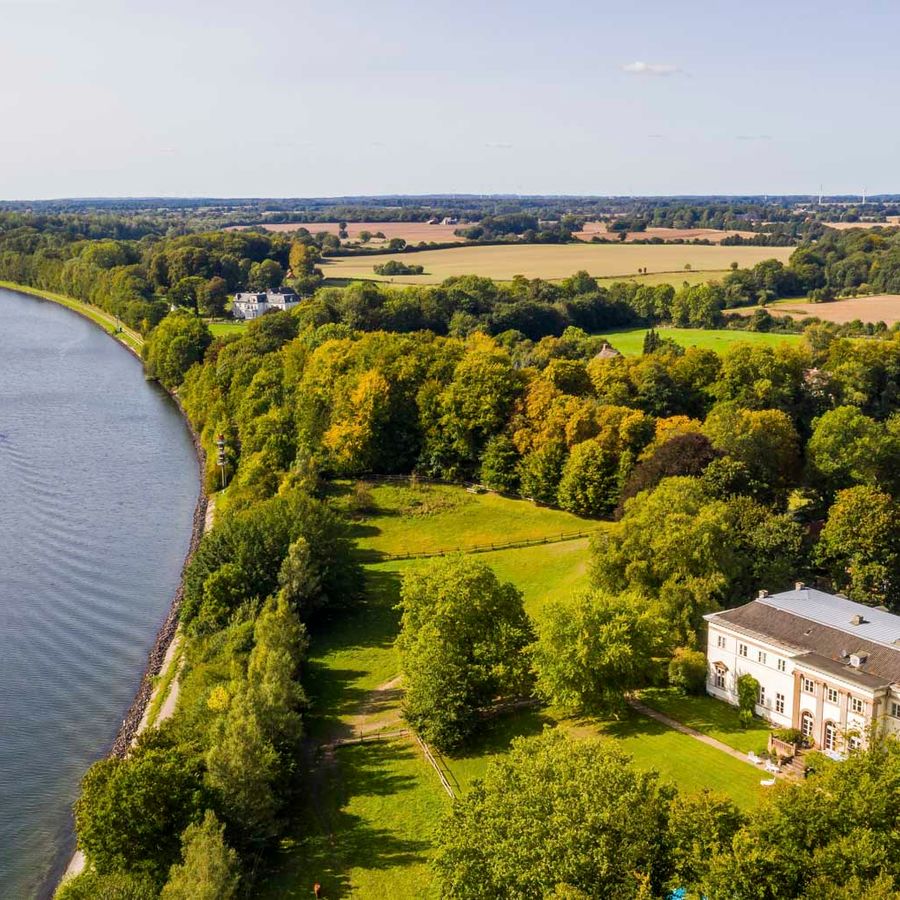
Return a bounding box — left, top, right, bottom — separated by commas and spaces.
708, 589, 900, 688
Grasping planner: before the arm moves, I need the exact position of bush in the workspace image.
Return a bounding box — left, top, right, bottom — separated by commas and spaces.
772, 727, 802, 745
667, 647, 708, 695
348, 481, 377, 515
736, 673, 760, 729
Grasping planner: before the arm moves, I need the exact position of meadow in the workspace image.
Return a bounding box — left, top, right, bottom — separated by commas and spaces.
261, 481, 768, 898
597, 326, 804, 356
319, 243, 793, 285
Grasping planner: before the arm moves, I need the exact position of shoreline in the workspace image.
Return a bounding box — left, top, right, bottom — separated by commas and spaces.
0, 283, 210, 898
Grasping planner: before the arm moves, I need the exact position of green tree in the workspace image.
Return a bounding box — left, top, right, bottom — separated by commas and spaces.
56, 870, 158, 900
433, 731, 674, 898
248, 258, 284, 290
74, 732, 205, 883
816, 486, 900, 609
556, 439, 619, 517
160, 811, 240, 900
667, 646, 708, 695
143, 310, 212, 390
736, 673, 760, 727
277, 536, 323, 620
479, 434, 521, 492
396, 556, 534, 749
532, 589, 668, 713
197, 276, 229, 317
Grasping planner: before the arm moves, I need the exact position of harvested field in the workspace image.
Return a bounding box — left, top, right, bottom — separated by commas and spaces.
226, 220, 467, 243
574, 222, 757, 243
320, 243, 794, 285
756, 294, 900, 325
823, 218, 900, 231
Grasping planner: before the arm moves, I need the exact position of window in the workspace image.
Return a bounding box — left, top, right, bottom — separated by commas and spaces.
758, 650, 767, 665
801, 711, 814, 739
891, 702, 900, 718
775, 692, 785, 714
802, 677, 815, 694
824, 722, 836, 751
716, 635, 726, 649
714, 669, 725, 689
758, 685, 766, 706
826, 687, 838, 704
850, 697, 864, 715
738, 643, 748, 658
777, 658, 786, 672
848, 735, 862, 751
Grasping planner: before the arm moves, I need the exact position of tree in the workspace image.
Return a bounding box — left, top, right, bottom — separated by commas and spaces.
161, 811, 240, 900
518, 440, 567, 505
816, 486, 900, 609
74, 732, 205, 883
533, 589, 668, 713
620, 432, 719, 505
248, 259, 284, 290
556, 439, 619, 517
56, 870, 158, 900
277, 536, 323, 620
433, 731, 674, 898
479, 434, 521, 493
736, 673, 760, 727
143, 310, 212, 390
667, 647, 708, 695
198, 276, 228, 317
396, 556, 533, 749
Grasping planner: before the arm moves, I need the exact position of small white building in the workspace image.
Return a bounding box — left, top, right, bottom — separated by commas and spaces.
232, 290, 300, 320
705, 586, 900, 753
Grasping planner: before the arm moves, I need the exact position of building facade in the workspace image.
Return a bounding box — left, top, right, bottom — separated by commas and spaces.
232, 290, 299, 320
705, 586, 900, 753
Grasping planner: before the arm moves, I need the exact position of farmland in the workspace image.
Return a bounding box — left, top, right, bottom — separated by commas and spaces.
573, 221, 757, 243
319, 242, 793, 285
762, 294, 900, 325
227, 220, 467, 243
597, 326, 804, 356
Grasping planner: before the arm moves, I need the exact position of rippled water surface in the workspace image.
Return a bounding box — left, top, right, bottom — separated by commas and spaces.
0, 289, 199, 897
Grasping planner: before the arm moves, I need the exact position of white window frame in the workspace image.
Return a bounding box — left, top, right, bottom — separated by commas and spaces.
850, 697, 864, 715
758, 650, 767, 665
738, 643, 748, 658
802, 677, 815, 694
775, 692, 785, 714
777, 658, 786, 672
826, 687, 838, 704
758, 685, 766, 706
824, 722, 836, 751
717, 634, 726, 649
801, 711, 814, 738
891, 701, 900, 718
714, 668, 725, 689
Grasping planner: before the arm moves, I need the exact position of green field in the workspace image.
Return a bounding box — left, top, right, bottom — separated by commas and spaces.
639, 688, 771, 755
264, 482, 765, 897
208, 320, 248, 336
598, 326, 805, 356
318, 243, 793, 285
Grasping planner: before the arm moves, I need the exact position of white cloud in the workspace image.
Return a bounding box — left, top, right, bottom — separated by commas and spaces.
621, 61, 681, 76
484, 142, 513, 150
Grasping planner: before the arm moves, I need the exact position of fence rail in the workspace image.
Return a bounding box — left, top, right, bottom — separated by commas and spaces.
413, 733, 456, 799
378, 529, 599, 561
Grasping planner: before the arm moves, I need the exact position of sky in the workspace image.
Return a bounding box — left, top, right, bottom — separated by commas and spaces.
1, 0, 899, 199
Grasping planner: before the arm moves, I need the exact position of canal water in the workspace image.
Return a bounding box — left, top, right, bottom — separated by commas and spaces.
0, 288, 199, 897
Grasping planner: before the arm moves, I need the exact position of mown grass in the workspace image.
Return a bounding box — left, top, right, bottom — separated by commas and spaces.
330, 481, 595, 558
638, 687, 771, 755
260, 739, 446, 900
208, 320, 247, 336
596, 326, 804, 356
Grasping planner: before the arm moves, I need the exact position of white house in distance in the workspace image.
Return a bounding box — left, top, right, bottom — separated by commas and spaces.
705, 586, 900, 753
232, 290, 300, 320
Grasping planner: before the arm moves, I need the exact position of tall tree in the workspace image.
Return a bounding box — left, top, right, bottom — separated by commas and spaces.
161, 811, 240, 900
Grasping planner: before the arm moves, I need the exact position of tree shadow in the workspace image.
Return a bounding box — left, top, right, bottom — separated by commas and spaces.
263, 740, 434, 899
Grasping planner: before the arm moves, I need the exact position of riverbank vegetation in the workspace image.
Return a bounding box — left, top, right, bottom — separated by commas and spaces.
20, 208, 900, 897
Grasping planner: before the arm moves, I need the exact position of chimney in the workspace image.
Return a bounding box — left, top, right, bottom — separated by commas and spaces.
758, 589, 769, 599
795, 582, 806, 591
850, 614, 866, 626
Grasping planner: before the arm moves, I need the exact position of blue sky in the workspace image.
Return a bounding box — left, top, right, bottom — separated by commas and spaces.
1, 0, 898, 199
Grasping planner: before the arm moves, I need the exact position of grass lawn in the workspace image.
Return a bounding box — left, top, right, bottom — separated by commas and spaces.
596, 326, 804, 356
330, 481, 595, 558
259, 739, 446, 900
639, 688, 771, 755
208, 320, 247, 336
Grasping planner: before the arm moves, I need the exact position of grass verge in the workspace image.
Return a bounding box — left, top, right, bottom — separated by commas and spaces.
596, 326, 804, 356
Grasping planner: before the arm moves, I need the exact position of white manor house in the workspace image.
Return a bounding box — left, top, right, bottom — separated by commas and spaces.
706, 586, 900, 753
232, 290, 300, 320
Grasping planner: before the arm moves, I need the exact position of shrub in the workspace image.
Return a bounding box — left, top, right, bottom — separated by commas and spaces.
667, 647, 708, 695
736, 673, 760, 728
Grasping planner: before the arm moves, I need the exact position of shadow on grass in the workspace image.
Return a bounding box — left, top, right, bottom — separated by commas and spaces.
263, 741, 433, 899
639, 688, 771, 741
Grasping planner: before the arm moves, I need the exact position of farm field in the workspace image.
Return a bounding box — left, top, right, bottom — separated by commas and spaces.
227, 220, 466, 243
208, 320, 247, 336
761, 294, 900, 325
597, 326, 804, 356
263, 482, 768, 898
574, 221, 757, 243
318, 243, 793, 284
823, 219, 900, 230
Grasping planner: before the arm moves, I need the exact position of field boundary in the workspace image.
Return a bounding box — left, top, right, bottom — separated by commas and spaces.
374, 529, 597, 561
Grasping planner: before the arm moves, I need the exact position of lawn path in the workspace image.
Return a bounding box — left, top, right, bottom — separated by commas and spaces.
628, 697, 768, 770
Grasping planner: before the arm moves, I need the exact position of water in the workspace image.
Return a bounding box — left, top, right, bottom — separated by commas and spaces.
0, 289, 200, 897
